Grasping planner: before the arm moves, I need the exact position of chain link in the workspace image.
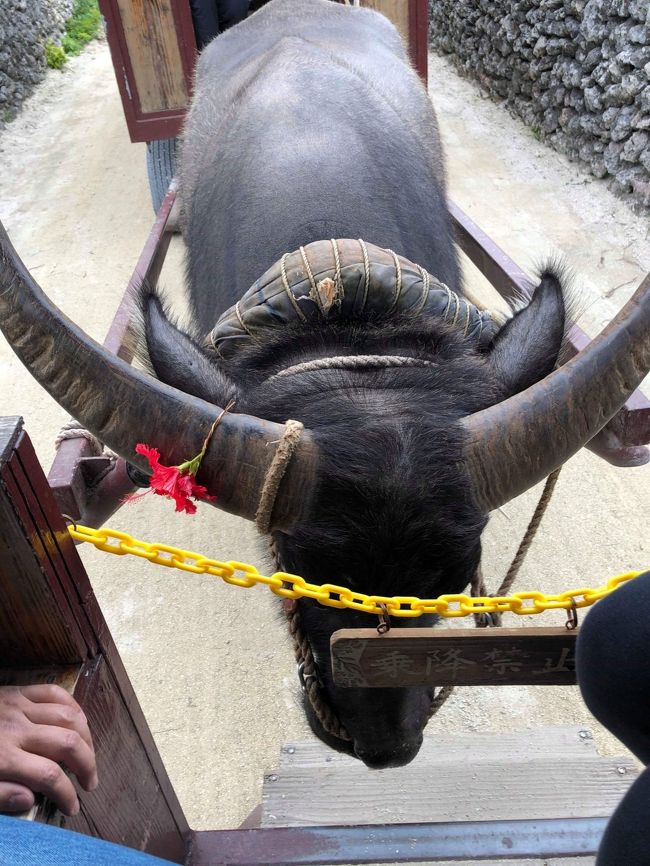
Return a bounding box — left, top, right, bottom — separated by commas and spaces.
68, 524, 644, 619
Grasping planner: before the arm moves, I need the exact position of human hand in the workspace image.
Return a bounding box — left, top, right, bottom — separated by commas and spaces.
0, 684, 98, 816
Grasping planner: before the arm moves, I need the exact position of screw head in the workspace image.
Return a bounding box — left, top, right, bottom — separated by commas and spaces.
617, 766, 627, 775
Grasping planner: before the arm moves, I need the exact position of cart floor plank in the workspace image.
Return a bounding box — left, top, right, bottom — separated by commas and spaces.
262, 728, 637, 840
322, 861, 592, 866
324, 861, 592, 866
276, 726, 597, 770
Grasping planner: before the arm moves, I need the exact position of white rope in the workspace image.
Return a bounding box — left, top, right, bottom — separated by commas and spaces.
281, 254, 307, 322
384, 249, 403, 314
235, 301, 254, 337
330, 239, 343, 304
267, 355, 437, 382
358, 238, 371, 311
413, 265, 431, 317
300, 245, 319, 294
54, 420, 118, 459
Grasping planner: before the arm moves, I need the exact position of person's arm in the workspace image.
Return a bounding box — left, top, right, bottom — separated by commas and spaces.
0, 684, 97, 816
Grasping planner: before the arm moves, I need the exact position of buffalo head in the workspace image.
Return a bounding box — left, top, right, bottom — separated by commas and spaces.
1, 228, 648, 767
1, 0, 649, 770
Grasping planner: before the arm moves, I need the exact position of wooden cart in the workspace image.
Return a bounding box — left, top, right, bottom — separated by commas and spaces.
98, 0, 430, 208
3, 2, 650, 863
100, 0, 429, 143
4, 178, 648, 865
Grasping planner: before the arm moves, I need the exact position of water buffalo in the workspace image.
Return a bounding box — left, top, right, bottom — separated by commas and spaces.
0, 0, 649, 769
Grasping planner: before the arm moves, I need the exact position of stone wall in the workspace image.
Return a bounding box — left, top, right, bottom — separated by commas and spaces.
0, 0, 75, 120
428, 0, 650, 210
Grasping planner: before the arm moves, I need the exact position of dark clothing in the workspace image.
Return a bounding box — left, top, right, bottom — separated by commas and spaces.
189, 0, 250, 49
577, 569, 650, 765
596, 770, 650, 866
576, 570, 650, 865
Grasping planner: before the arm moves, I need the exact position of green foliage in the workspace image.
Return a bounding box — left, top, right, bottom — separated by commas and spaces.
45, 41, 67, 70
62, 0, 101, 56
2, 109, 15, 124
43, 0, 100, 72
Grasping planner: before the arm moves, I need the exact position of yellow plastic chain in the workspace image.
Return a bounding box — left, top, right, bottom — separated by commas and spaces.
68, 524, 645, 619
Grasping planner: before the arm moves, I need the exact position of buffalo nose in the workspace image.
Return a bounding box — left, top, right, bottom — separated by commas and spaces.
354, 738, 423, 769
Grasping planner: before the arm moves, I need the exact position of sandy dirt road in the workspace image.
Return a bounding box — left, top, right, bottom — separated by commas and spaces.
0, 36, 648, 831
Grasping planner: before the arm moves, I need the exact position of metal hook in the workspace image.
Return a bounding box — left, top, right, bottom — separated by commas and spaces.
297, 661, 320, 692
61, 513, 78, 532
475, 611, 501, 628
377, 602, 391, 635
566, 599, 579, 631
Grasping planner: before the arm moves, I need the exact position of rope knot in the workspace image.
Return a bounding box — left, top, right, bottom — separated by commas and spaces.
255, 419, 304, 535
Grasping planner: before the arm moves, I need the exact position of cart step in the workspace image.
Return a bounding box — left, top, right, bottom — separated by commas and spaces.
275, 725, 598, 771
261, 727, 639, 864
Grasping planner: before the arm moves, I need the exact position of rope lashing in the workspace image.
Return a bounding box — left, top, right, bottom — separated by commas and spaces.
255, 419, 304, 535
284, 597, 351, 742
209, 239, 493, 360
55, 418, 117, 458
266, 355, 438, 382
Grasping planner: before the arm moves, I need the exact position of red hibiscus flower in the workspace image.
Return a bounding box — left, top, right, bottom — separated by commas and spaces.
132, 444, 215, 515
125, 404, 233, 514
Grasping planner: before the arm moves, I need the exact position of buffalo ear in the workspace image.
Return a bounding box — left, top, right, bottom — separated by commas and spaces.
140, 293, 239, 406
486, 271, 567, 399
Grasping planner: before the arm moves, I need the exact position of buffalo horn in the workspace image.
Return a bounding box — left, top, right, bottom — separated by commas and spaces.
0, 223, 317, 529
464, 272, 650, 512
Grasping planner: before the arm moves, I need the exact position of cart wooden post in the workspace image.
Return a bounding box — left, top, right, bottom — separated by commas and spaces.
99, 0, 430, 146
0, 416, 188, 862
359, 0, 429, 80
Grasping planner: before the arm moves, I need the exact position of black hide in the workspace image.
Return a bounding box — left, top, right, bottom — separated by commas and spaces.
180, 0, 460, 324
140, 0, 568, 767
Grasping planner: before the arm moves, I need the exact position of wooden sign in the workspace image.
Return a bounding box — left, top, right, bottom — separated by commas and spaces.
331, 627, 578, 688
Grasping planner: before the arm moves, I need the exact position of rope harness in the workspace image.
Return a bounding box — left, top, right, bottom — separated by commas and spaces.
254, 419, 305, 535
248, 377, 563, 741
268, 469, 560, 740
254, 421, 354, 743
266, 355, 438, 382
54, 238, 572, 745
284, 592, 352, 743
